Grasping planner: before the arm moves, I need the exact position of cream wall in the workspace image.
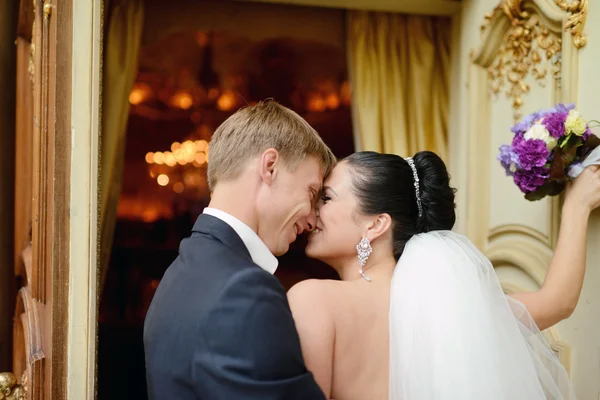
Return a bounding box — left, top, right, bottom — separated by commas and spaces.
450, 1, 600, 398
68, 0, 101, 398
571, 2, 600, 393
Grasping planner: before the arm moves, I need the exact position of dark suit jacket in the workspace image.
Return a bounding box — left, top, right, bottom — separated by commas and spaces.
144, 214, 325, 400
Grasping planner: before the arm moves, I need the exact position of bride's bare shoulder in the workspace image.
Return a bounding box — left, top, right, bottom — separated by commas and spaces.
288, 278, 346, 298
287, 279, 347, 346
287, 279, 347, 313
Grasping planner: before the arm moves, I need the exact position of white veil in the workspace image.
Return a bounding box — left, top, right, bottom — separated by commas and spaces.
389, 231, 576, 400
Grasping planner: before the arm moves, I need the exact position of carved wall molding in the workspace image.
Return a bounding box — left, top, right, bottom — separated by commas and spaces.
489, 218, 558, 252
474, 0, 587, 120
486, 236, 553, 286
488, 223, 548, 245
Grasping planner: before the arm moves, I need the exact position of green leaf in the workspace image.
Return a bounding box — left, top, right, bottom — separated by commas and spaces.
559, 133, 572, 148
524, 181, 566, 201
548, 181, 566, 196
525, 186, 552, 201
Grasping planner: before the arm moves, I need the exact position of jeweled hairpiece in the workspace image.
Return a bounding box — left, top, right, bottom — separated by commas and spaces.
404, 157, 423, 218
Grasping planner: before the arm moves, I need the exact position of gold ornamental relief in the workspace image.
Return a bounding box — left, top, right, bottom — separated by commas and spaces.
481, 0, 587, 120
0, 372, 25, 400
555, 0, 588, 48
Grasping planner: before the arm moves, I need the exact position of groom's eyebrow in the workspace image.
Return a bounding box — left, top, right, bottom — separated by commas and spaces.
309, 187, 320, 206
323, 186, 337, 196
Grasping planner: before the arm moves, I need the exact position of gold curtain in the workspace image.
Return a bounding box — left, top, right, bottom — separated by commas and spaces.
347, 11, 451, 160
100, 0, 144, 290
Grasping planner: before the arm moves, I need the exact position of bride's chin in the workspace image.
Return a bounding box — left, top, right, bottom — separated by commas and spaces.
304, 244, 317, 259
305, 239, 322, 260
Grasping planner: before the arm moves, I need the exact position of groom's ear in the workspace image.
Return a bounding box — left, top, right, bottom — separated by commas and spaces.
259, 148, 280, 186
366, 213, 392, 242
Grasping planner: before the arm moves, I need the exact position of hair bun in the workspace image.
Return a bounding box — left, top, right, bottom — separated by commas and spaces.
412, 151, 456, 233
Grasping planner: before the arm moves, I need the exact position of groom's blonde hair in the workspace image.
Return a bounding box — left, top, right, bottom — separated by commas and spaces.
207, 99, 336, 190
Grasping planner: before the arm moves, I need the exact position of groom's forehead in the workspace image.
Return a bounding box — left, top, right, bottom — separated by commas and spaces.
296, 158, 325, 182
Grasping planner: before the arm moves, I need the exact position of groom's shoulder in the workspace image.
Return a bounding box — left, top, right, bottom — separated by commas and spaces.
201, 268, 294, 336
226, 262, 281, 284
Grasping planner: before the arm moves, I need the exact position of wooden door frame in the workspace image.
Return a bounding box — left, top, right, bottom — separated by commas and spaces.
12, 0, 102, 398
22, 0, 73, 398
10, 0, 72, 398
30, 0, 73, 398
33, 0, 102, 398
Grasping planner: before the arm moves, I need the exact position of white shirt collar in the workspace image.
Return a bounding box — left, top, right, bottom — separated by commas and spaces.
203, 207, 278, 274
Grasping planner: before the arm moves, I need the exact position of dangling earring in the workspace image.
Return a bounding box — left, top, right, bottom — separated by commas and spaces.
356, 237, 372, 282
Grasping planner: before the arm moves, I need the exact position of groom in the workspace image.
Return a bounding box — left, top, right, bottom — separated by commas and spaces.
144, 100, 336, 399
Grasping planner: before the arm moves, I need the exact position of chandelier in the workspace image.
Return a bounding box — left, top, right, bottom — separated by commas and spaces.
145, 139, 210, 199
130, 30, 352, 199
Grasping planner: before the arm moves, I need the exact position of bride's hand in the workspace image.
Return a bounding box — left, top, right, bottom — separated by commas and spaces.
564, 165, 600, 214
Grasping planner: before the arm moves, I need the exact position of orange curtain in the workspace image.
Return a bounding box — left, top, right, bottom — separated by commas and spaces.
347, 11, 451, 160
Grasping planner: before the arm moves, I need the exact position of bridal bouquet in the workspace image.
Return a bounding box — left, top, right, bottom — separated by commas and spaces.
497, 103, 600, 201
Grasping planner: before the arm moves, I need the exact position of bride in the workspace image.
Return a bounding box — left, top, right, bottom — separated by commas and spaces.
288, 150, 599, 400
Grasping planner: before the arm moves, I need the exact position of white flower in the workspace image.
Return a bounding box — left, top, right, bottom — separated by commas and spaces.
565, 110, 587, 136
524, 123, 557, 151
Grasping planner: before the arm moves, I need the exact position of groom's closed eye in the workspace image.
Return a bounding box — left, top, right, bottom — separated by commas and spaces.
309, 188, 319, 207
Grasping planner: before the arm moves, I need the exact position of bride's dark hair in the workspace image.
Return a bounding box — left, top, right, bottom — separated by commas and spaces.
344, 151, 456, 260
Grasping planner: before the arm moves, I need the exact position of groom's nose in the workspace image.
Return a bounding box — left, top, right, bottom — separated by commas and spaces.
305, 209, 317, 232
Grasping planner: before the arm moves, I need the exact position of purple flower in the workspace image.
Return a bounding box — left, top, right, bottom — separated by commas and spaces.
583, 126, 593, 141
555, 103, 576, 114
497, 145, 520, 176
542, 112, 568, 138
512, 133, 525, 147
511, 113, 539, 134
513, 138, 550, 170
513, 167, 549, 193
538, 103, 574, 116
